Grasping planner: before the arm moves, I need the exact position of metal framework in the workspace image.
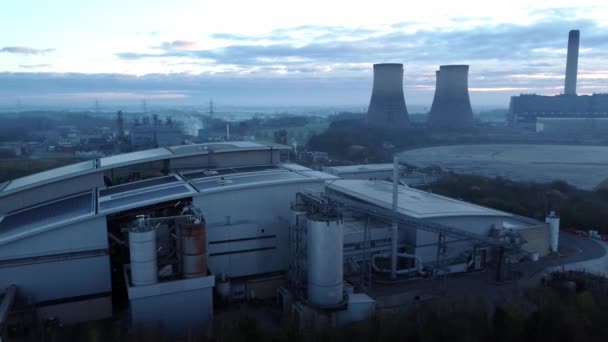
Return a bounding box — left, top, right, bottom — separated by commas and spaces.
295, 191, 526, 278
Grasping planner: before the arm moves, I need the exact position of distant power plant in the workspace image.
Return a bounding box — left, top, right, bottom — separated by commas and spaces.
367, 63, 409, 127
428, 65, 474, 129
509, 29, 608, 128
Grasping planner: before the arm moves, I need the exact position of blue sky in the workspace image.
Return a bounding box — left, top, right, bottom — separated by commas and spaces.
0, 0, 607, 109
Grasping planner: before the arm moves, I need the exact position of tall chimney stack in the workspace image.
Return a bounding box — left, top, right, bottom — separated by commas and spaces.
564, 30, 580, 96
367, 63, 409, 127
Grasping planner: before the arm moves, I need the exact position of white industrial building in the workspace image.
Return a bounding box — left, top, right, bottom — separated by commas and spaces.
0, 142, 555, 338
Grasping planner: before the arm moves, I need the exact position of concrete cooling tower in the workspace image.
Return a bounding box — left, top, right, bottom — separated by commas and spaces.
367, 63, 409, 127
428, 65, 474, 129
564, 29, 580, 95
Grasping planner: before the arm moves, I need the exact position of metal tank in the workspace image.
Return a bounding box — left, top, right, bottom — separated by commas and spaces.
180, 221, 207, 278
129, 221, 158, 286
546, 211, 560, 253
306, 216, 344, 307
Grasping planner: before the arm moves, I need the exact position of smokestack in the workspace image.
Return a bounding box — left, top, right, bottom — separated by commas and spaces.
564, 29, 580, 96
367, 63, 409, 127
428, 65, 474, 129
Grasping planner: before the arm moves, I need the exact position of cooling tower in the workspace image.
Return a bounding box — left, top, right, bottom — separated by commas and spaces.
367, 63, 409, 127
564, 30, 580, 96
428, 65, 474, 129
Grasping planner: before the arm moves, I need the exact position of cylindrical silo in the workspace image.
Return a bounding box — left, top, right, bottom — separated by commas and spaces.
428, 65, 474, 130
129, 224, 158, 286
367, 63, 409, 127
180, 221, 207, 278
564, 30, 580, 96
546, 211, 560, 253
307, 216, 343, 307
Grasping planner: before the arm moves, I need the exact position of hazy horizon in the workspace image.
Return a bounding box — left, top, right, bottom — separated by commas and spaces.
1, 0, 607, 108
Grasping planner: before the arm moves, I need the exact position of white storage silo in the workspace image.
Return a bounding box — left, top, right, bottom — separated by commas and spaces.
546, 211, 560, 253
129, 225, 158, 286
306, 216, 343, 307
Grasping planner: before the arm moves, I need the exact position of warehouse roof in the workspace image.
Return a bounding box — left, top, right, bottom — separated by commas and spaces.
0, 191, 95, 245
324, 163, 402, 174
0, 160, 96, 194
328, 179, 510, 219
0, 141, 291, 196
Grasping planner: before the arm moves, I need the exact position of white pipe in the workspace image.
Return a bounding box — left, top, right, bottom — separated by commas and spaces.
372, 253, 424, 275
391, 156, 399, 279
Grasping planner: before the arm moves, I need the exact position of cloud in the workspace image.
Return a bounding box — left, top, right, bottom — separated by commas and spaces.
117, 17, 608, 73
159, 40, 197, 51
18, 64, 52, 69
0, 46, 54, 55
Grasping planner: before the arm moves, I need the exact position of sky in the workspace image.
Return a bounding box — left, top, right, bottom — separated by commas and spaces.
0, 0, 607, 110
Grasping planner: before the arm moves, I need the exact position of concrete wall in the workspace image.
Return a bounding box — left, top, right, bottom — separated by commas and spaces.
519, 224, 551, 257
193, 181, 322, 277
207, 221, 289, 277
0, 216, 108, 260
192, 181, 323, 225
0, 172, 103, 215
0, 254, 111, 302
128, 274, 214, 337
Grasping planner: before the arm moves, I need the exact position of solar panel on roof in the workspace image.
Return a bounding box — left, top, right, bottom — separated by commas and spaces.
98, 184, 194, 212
0, 192, 93, 236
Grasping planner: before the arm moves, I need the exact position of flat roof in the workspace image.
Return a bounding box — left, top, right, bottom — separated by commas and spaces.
0, 160, 96, 194
168, 141, 290, 156
98, 148, 173, 168
328, 179, 510, 219
181, 165, 280, 180
190, 170, 316, 194
0, 191, 95, 245
0, 140, 291, 196
325, 164, 402, 174
98, 174, 197, 214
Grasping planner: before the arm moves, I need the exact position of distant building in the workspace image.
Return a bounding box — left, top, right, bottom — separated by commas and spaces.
509, 30, 608, 128
130, 118, 183, 148
509, 93, 608, 127
536, 117, 608, 136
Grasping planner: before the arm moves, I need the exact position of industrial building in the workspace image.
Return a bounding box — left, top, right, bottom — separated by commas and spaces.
323, 164, 404, 180
130, 115, 183, 148
0, 144, 555, 338
536, 117, 608, 136
509, 30, 608, 127
428, 65, 475, 130
367, 63, 409, 127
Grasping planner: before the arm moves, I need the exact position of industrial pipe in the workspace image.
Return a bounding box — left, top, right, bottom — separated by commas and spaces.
372, 253, 424, 275
391, 157, 399, 279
